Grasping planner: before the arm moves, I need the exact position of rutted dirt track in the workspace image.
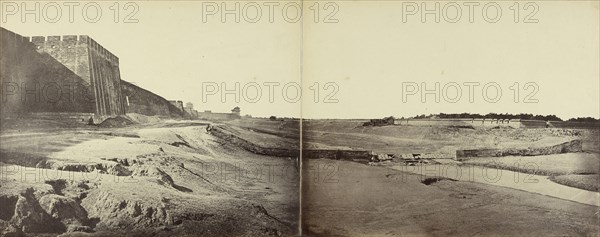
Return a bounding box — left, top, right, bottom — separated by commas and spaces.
0, 122, 298, 236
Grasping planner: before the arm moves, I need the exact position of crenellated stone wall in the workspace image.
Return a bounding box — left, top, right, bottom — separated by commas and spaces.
0, 27, 96, 117
29, 34, 125, 116
121, 80, 184, 118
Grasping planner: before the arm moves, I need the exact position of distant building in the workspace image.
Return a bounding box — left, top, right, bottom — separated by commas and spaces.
231, 106, 241, 116
183, 102, 198, 119
168, 100, 184, 112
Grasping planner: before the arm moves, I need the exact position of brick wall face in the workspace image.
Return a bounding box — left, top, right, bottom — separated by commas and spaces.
87, 40, 125, 116
121, 80, 178, 117
27, 32, 125, 117
0, 28, 95, 117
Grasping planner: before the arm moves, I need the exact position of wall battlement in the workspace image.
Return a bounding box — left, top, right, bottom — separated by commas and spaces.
1, 27, 96, 116
1, 27, 125, 117
28, 35, 119, 65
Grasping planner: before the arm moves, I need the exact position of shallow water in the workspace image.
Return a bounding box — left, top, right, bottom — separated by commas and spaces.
389, 164, 600, 206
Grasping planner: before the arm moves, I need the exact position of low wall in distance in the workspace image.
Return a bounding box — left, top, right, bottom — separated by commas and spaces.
198, 112, 240, 121
395, 119, 600, 129
396, 153, 455, 159
395, 119, 521, 128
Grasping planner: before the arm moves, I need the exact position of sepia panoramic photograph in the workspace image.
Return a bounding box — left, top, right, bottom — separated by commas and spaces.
0, 1, 598, 236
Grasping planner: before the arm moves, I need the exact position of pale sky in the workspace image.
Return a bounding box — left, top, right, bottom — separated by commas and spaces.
2, 1, 598, 119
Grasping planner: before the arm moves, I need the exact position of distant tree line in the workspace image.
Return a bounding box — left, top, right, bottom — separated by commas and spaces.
409, 113, 565, 121
567, 117, 600, 122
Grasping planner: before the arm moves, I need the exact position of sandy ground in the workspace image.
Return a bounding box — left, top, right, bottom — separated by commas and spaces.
0, 121, 298, 236
2, 118, 598, 236
302, 159, 600, 237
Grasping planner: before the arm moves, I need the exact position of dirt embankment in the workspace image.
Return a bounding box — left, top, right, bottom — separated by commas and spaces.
208, 125, 299, 157
209, 125, 376, 162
